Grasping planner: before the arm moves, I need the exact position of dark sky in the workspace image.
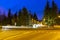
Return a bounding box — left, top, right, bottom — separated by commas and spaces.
0, 0, 60, 20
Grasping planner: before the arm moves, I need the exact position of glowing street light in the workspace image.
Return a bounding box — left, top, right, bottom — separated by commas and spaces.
58, 16, 60, 18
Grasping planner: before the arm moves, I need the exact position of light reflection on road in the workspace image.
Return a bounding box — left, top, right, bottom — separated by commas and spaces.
0, 29, 60, 40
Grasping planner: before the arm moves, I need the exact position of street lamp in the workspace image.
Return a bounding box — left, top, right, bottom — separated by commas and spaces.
58, 15, 60, 18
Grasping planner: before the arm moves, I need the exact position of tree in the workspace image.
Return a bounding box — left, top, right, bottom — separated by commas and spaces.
17, 10, 22, 26
14, 12, 17, 22
44, 0, 50, 18
52, 0, 58, 18
55, 10, 60, 25
43, 0, 57, 27
28, 11, 33, 26
2, 12, 7, 25
7, 9, 12, 25
43, 0, 50, 25
52, 0, 58, 26
12, 12, 17, 25
21, 7, 29, 26
33, 12, 38, 20
33, 12, 38, 24
17, 7, 29, 26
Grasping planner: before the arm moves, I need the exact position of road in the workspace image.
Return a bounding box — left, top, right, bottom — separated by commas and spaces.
0, 29, 60, 40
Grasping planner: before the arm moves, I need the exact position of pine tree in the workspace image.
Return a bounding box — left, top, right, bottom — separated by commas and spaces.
43, 0, 56, 27
29, 12, 33, 26
55, 10, 60, 25
8, 9, 12, 25
22, 7, 29, 26
14, 12, 17, 22
52, 0, 58, 18
44, 0, 50, 18
33, 12, 38, 24
12, 12, 17, 25
52, 0, 58, 25
2, 12, 7, 25
17, 10, 22, 26
33, 12, 38, 20
43, 1, 50, 25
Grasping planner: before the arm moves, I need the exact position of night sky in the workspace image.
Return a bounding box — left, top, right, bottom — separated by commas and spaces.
0, 0, 60, 20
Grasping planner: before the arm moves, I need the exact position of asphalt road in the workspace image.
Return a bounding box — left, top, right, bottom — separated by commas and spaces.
0, 29, 60, 40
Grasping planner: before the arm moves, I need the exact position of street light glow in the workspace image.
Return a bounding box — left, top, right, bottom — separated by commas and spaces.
58, 16, 60, 18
